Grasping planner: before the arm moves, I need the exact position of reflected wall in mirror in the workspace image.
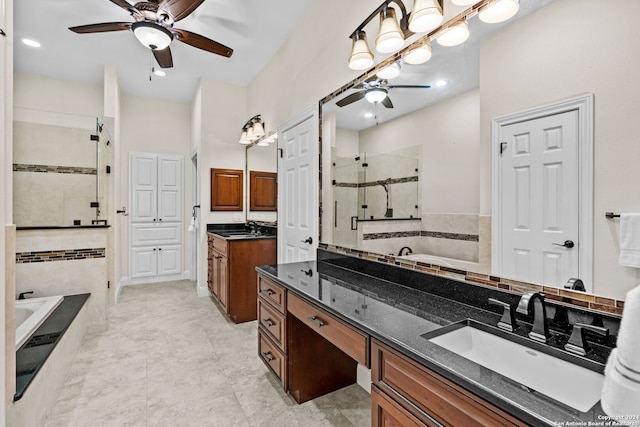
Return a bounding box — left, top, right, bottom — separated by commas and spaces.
13, 119, 110, 227
321, 0, 640, 301
246, 142, 277, 223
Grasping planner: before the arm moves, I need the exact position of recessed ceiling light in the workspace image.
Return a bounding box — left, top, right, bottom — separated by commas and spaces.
434, 80, 447, 87
364, 112, 374, 118
153, 69, 166, 77
22, 39, 41, 48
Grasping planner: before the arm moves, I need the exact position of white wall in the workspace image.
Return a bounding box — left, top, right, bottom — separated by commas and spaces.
480, 0, 640, 300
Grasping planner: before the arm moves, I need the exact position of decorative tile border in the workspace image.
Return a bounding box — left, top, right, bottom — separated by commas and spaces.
334, 176, 419, 188
364, 231, 420, 240
319, 243, 624, 317
421, 231, 479, 242
16, 248, 105, 264
13, 163, 97, 175
362, 230, 479, 242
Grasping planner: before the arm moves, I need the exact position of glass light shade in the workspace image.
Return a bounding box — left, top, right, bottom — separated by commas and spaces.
257, 140, 270, 147
239, 130, 251, 145
247, 126, 257, 141
375, 8, 405, 53
365, 88, 388, 104
436, 21, 470, 47
377, 62, 401, 80
348, 31, 375, 71
408, 0, 443, 33
132, 22, 173, 50
451, 0, 478, 6
404, 42, 432, 64
252, 120, 265, 138
478, 0, 520, 23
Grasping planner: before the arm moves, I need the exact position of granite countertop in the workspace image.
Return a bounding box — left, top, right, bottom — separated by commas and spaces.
207, 223, 277, 241
256, 259, 615, 427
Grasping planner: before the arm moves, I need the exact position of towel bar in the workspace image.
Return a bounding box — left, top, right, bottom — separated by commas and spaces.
605, 212, 620, 219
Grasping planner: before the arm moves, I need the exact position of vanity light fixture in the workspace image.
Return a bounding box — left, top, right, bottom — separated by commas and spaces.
375, 6, 405, 53
238, 115, 265, 145
478, 0, 520, 23
408, 0, 443, 33
451, 0, 480, 6
132, 21, 173, 50
436, 21, 470, 46
403, 41, 432, 64
377, 62, 401, 79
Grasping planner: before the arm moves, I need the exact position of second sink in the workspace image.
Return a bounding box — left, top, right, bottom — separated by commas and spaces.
424, 320, 604, 413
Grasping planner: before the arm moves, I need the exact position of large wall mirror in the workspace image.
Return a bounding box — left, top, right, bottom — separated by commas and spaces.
246, 142, 278, 223
320, 0, 640, 301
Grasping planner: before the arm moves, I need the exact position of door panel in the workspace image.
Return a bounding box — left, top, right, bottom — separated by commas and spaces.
158, 156, 182, 222
131, 154, 157, 222
498, 109, 579, 287
157, 245, 182, 276
131, 247, 158, 278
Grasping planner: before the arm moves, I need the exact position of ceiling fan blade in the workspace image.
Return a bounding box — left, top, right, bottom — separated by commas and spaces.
387, 85, 432, 89
159, 0, 204, 21
153, 47, 174, 69
336, 91, 366, 107
172, 29, 233, 57
382, 97, 394, 108
69, 22, 132, 34
108, 0, 140, 16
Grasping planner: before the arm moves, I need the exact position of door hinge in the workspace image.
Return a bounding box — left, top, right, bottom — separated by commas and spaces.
107, 280, 110, 289
0, 29, 6, 37
500, 141, 508, 155
278, 148, 283, 158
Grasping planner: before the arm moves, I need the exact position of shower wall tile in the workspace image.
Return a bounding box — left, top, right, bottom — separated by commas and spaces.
421, 213, 478, 235
418, 237, 479, 263
478, 215, 492, 272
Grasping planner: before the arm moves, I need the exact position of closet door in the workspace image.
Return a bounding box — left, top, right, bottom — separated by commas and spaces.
158, 155, 182, 222
131, 153, 158, 223
157, 245, 182, 276
131, 247, 159, 278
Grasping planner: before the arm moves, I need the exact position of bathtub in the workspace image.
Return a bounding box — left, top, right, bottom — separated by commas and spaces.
15, 295, 64, 349
398, 254, 487, 274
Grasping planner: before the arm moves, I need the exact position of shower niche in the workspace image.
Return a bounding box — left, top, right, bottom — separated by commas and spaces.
13, 118, 112, 227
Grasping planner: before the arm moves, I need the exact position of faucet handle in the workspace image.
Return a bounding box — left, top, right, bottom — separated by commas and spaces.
488, 298, 517, 332
564, 323, 609, 356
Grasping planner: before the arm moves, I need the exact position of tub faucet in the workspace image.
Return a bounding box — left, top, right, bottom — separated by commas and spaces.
18, 291, 34, 300
516, 292, 549, 343
398, 246, 413, 256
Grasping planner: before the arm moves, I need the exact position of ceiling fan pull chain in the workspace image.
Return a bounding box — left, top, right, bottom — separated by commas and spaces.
149, 50, 153, 82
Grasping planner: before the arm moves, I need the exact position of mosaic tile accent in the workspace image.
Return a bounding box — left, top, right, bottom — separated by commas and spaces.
13, 163, 97, 175
421, 230, 479, 242
319, 243, 624, 317
16, 248, 105, 264
363, 231, 420, 240
334, 175, 418, 188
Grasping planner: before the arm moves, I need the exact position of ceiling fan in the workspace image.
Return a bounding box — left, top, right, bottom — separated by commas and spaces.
68, 0, 233, 69
336, 78, 431, 109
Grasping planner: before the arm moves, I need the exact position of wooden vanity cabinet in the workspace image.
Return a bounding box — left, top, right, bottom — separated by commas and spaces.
208, 234, 276, 323
371, 339, 527, 427
257, 275, 288, 388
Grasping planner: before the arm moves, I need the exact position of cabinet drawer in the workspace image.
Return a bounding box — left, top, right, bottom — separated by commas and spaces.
258, 330, 287, 388
258, 275, 286, 314
371, 340, 526, 427
288, 293, 368, 366
258, 298, 286, 352
372, 385, 430, 427
210, 234, 228, 256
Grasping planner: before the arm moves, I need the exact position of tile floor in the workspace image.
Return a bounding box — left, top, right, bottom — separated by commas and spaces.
44, 280, 371, 426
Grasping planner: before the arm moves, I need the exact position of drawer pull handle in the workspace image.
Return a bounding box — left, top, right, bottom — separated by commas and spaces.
261, 289, 275, 296
263, 318, 274, 327
308, 316, 325, 328
262, 351, 275, 362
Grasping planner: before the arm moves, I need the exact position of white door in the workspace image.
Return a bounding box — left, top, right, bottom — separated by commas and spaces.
493, 94, 594, 290
158, 155, 182, 222
278, 107, 318, 263
131, 153, 157, 223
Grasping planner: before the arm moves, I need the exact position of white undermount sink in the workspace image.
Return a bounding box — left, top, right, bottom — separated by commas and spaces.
427, 321, 604, 412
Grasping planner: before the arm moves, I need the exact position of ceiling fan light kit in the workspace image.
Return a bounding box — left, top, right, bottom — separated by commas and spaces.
132, 21, 173, 50
365, 87, 389, 104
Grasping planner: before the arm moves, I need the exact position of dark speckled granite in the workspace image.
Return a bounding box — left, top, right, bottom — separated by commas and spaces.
257, 251, 622, 427
207, 223, 276, 240
15, 294, 90, 401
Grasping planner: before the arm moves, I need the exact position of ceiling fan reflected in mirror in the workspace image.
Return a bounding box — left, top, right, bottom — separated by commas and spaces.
335, 78, 431, 109
68, 0, 234, 69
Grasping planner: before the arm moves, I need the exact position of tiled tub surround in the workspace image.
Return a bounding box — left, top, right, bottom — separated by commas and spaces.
9, 294, 90, 427
258, 250, 622, 426
16, 228, 109, 334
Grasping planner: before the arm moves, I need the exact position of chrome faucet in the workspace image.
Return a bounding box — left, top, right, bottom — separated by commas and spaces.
247, 221, 259, 234
516, 292, 550, 343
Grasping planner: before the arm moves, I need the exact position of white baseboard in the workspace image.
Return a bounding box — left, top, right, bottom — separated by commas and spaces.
197, 283, 211, 297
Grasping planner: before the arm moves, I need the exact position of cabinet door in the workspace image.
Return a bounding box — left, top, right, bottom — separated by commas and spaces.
157, 245, 182, 276
210, 168, 243, 211
131, 153, 158, 222
211, 255, 220, 298
219, 256, 228, 308
158, 155, 183, 222
131, 247, 158, 279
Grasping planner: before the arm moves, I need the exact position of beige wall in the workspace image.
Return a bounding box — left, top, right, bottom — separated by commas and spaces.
480, 0, 640, 300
